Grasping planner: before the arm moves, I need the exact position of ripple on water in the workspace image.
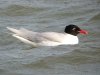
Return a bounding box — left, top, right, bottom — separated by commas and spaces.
0, 5, 47, 16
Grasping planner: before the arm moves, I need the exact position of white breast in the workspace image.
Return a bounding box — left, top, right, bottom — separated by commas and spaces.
61, 34, 79, 45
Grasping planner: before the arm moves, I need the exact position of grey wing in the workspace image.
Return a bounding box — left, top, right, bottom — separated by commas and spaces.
40, 32, 64, 42
7, 27, 39, 42
16, 28, 42, 42
7, 27, 64, 43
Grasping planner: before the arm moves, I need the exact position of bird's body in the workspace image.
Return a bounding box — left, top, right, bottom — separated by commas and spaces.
7, 24, 88, 47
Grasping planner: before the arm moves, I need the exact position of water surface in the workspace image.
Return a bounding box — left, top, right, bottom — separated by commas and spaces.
0, 0, 100, 75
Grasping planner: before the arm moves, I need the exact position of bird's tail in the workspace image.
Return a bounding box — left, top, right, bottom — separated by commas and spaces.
7, 27, 37, 47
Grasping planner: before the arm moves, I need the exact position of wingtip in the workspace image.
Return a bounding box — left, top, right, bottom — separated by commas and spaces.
6, 27, 20, 34
6, 27, 12, 30
6, 27, 10, 29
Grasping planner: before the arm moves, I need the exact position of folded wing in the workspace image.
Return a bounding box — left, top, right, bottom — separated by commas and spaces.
7, 27, 66, 46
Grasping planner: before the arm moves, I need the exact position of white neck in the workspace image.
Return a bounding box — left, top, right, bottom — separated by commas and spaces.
62, 34, 79, 45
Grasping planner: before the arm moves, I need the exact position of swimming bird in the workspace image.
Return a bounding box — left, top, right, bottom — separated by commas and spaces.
7, 24, 88, 47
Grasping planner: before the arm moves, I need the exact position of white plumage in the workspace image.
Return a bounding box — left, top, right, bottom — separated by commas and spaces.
7, 27, 79, 47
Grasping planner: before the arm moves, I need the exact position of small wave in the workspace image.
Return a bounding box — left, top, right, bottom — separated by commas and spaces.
89, 13, 100, 21
0, 5, 45, 16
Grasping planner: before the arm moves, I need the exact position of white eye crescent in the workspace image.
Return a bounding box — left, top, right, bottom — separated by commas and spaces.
72, 28, 76, 31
